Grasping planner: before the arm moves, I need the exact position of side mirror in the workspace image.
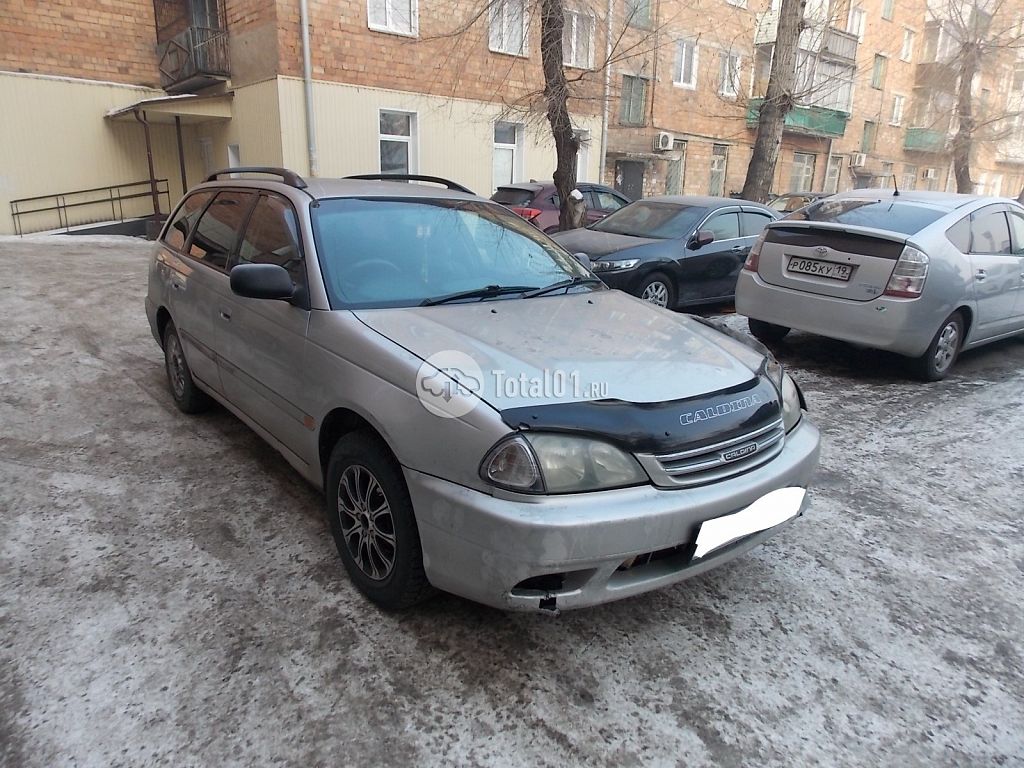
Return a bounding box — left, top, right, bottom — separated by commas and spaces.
689, 229, 715, 249
572, 252, 592, 269
230, 263, 295, 301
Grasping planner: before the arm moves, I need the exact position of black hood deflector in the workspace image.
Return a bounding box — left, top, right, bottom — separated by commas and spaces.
499, 376, 781, 454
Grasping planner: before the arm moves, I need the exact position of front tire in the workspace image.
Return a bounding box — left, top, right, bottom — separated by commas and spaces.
163, 320, 211, 414
638, 271, 675, 309
748, 318, 791, 344
912, 311, 963, 381
326, 432, 433, 610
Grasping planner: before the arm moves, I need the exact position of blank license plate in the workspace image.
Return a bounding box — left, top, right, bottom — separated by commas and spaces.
787, 256, 852, 281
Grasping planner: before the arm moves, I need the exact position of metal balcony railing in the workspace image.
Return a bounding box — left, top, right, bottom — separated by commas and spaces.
157, 25, 230, 92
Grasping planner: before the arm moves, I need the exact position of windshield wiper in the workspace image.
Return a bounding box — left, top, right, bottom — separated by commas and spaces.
524, 276, 604, 298
419, 284, 537, 306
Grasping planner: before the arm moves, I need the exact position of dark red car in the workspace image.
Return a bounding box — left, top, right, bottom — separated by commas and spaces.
490, 182, 632, 234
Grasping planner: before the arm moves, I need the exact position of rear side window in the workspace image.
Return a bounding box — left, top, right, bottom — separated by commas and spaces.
741, 211, 774, 237
162, 191, 213, 251
945, 216, 971, 253
705, 212, 739, 241
789, 199, 945, 235
189, 190, 256, 270
971, 209, 1012, 254
235, 194, 305, 285
491, 188, 536, 206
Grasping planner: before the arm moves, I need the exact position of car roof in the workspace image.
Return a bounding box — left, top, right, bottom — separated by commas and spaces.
827, 189, 992, 211
193, 176, 484, 203
641, 194, 770, 209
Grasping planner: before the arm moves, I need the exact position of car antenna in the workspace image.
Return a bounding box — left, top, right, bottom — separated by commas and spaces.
892, 174, 900, 197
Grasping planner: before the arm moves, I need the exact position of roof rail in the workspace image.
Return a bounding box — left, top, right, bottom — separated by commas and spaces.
344, 174, 474, 195
205, 167, 308, 189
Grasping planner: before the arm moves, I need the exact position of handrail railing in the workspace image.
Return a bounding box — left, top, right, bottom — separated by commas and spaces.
10, 179, 170, 236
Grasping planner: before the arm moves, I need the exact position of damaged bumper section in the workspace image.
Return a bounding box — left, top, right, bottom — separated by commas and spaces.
406, 419, 819, 613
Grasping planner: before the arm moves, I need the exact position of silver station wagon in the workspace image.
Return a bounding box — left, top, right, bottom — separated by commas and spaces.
145, 167, 820, 612
736, 190, 1024, 380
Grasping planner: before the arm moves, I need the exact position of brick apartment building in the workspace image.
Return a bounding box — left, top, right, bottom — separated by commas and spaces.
0, 0, 1021, 235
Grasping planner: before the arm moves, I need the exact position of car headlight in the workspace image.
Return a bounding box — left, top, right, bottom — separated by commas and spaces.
761, 353, 784, 391
591, 258, 640, 273
480, 434, 647, 494
781, 373, 802, 432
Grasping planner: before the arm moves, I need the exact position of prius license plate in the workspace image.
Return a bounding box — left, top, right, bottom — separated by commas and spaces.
787, 256, 852, 281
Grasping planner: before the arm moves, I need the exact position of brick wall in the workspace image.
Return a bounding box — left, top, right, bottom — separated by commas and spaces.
0, 0, 160, 86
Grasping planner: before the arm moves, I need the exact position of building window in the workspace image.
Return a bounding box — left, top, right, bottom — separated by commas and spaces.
847, 6, 866, 40
900, 29, 915, 61
492, 122, 522, 191
862, 120, 877, 153
379, 110, 416, 174
881, 0, 894, 20
562, 11, 593, 68
368, 0, 417, 36
709, 144, 728, 196
625, 0, 650, 27
673, 39, 699, 89
719, 52, 741, 98
489, 0, 528, 56
901, 165, 917, 191
725, 0, 747, 6
790, 153, 816, 193
575, 129, 590, 182
620, 75, 647, 124
880, 161, 894, 187
890, 94, 905, 125
1013, 65, 1024, 94
825, 155, 844, 193
871, 55, 888, 89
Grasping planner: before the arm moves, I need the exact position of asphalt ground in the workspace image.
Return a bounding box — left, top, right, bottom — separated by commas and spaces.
1, 236, 1022, 767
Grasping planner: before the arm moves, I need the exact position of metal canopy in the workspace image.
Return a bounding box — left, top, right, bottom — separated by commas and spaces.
104, 92, 233, 125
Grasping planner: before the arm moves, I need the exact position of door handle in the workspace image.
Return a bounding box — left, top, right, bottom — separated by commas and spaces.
731, 246, 745, 253
219, 310, 232, 321
975, 269, 987, 282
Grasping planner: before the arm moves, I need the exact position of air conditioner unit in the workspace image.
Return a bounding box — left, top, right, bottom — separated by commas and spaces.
850, 153, 867, 168
654, 131, 674, 151
923, 168, 938, 180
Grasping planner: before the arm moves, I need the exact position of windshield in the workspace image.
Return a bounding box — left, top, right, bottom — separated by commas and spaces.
786, 199, 946, 235
311, 197, 592, 308
591, 202, 707, 239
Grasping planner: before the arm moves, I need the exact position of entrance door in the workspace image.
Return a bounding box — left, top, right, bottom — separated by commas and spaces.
616, 160, 644, 201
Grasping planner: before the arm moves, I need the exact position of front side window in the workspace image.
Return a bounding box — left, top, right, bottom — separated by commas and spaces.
673, 38, 698, 88
163, 191, 214, 251
563, 11, 593, 68
367, 0, 416, 36
704, 212, 739, 241
379, 110, 416, 174
490, 0, 528, 55
592, 202, 707, 239
234, 194, 305, 286
492, 121, 522, 190
790, 152, 816, 193
741, 210, 774, 236
593, 190, 627, 211
971, 209, 1012, 255
311, 198, 590, 308
719, 52, 741, 98
620, 75, 647, 124
188, 190, 256, 271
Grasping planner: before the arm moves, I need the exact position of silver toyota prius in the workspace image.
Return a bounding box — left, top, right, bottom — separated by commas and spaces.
736, 190, 1024, 380
145, 168, 820, 612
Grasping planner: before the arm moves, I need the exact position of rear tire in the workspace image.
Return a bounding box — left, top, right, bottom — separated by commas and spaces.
638, 271, 675, 309
326, 432, 434, 610
748, 318, 790, 344
912, 311, 963, 382
163, 321, 211, 414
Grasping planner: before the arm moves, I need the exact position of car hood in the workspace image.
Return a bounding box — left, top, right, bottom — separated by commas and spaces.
352, 290, 766, 411
551, 228, 663, 258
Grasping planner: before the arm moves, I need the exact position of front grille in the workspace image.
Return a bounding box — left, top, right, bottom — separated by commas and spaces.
636, 419, 785, 488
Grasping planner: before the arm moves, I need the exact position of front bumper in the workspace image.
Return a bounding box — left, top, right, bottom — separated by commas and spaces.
406, 417, 820, 612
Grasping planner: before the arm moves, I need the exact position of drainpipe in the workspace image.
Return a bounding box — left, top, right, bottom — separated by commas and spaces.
824, 137, 834, 191
133, 109, 161, 217
300, 0, 319, 176
598, 0, 613, 184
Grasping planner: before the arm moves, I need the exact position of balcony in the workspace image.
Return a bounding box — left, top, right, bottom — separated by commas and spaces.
904, 127, 948, 153
746, 99, 849, 138
157, 25, 230, 93
754, 12, 858, 63
996, 138, 1024, 164
914, 61, 959, 92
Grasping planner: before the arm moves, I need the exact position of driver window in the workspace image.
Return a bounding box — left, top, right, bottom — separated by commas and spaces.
705, 212, 740, 241
235, 194, 305, 286
1008, 211, 1024, 256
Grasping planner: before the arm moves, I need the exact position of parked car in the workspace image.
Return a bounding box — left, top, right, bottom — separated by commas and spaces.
551, 196, 780, 309
735, 190, 1024, 380
767, 192, 832, 213
491, 181, 631, 233
146, 168, 819, 613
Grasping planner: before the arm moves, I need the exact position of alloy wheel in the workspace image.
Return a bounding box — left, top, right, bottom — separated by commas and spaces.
933, 321, 959, 374
337, 465, 397, 581
167, 334, 187, 400
642, 281, 669, 307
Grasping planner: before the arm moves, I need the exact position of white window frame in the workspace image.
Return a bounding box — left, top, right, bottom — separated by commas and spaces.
790, 152, 816, 193
709, 144, 729, 196
901, 165, 917, 191
871, 54, 888, 90
719, 52, 742, 99
620, 75, 648, 125
673, 38, 699, 90
489, 0, 529, 57
378, 109, 418, 174
562, 10, 594, 69
881, 0, 894, 20
725, 0, 747, 7
492, 121, 523, 191
847, 6, 866, 41
890, 94, 906, 126
575, 129, 590, 182
825, 155, 844, 194
367, 0, 418, 37
900, 28, 915, 62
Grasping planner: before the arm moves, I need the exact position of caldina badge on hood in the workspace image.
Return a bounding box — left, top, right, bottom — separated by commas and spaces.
679, 394, 765, 426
